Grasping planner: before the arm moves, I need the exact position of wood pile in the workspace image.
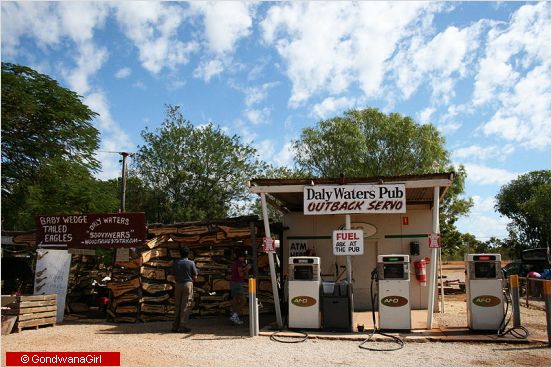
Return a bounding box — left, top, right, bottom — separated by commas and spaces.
66, 254, 110, 313
107, 258, 141, 323
144, 218, 277, 320
2, 294, 57, 332
138, 239, 175, 322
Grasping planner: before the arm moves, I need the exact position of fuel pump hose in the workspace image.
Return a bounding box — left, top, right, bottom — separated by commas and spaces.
358, 269, 405, 351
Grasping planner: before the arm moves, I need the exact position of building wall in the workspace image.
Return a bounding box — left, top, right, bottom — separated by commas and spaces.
283, 204, 435, 310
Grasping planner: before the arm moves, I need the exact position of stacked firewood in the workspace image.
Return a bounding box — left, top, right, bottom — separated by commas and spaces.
107, 257, 141, 323
66, 254, 110, 314
145, 219, 273, 319
139, 237, 175, 322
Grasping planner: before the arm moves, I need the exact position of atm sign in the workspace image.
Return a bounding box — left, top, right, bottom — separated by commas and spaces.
291, 296, 317, 307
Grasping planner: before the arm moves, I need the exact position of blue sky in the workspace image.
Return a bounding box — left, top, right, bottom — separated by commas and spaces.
2, 1, 550, 240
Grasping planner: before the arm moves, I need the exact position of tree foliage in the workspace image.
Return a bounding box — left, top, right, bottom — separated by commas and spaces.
293, 107, 473, 253
134, 105, 264, 223
1, 63, 108, 230
11, 159, 119, 229
1, 63, 100, 190
496, 170, 551, 252
293, 108, 449, 177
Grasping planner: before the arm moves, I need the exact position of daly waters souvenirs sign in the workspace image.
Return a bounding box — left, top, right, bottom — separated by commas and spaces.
304, 184, 406, 215
35, 212, 146, 249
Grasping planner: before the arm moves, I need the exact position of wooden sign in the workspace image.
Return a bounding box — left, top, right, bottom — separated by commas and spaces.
35, 212, 146, 249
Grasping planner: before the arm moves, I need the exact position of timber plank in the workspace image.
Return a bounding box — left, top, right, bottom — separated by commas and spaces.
5, 300, 56, 308
2, 306, 57, 315
16, 316, 56, 328
17, 295, 56, 302
18, 311, 57, 321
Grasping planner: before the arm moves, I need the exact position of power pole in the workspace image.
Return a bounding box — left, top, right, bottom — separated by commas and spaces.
120, 152, 130, 213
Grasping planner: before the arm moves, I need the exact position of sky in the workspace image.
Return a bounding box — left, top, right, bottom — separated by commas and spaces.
1, 1, 550, 240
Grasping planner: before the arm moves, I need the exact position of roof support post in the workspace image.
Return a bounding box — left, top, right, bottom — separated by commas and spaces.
260, 192, 283, 329
345, 214, 354, 330
426, 186, 440, 329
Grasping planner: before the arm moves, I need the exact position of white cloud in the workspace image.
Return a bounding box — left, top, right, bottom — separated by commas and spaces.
244, 82, 279, 107
261, 2, 439, 107
462, 163, 518, 185
273, 142, 295, 168
254, 139, 276, 164
456, 194, 509, 238
480, 64, 551, 149
64, 43, 108, 95
392, 21, 484, 103
84, 92, 134, 180
115, 67, 131, 79
456, 212, 509, 239
113, 2, 198, 74
1, 2, 62, 55
193, 59, 224, 82
474, 2, 551, 149
452, 144, 515, 161
233, 119, 257, 145
311, 96, 356, 119
473, 2, 550, 105
244, 107, 271, 125
417, 107, 436, 123
58, 2, 109, 43
190, 2, 254, 55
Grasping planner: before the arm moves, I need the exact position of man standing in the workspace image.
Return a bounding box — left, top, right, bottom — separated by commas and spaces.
229, 250, 250, 325
168, 246, 197, 333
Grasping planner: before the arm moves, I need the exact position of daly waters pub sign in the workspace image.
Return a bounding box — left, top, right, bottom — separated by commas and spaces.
304, 184, 406, 215
36, 212, 146, 249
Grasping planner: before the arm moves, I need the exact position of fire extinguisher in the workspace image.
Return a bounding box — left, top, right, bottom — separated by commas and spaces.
414, 259, 427, 286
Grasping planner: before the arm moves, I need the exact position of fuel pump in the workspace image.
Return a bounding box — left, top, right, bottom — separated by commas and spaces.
465, 254, 504, 330
287, 257, 321, 329
376, 255, 411, 330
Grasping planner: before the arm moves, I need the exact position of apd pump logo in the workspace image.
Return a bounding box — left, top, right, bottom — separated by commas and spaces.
472, 295, 501, 307
380, 296, 408, 307
291, 296, 317, 307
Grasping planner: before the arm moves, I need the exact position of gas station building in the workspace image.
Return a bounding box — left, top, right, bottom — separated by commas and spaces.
249, 172, 454, 329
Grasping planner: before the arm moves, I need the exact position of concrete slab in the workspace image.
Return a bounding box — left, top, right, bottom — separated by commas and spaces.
259, 311, 547, 344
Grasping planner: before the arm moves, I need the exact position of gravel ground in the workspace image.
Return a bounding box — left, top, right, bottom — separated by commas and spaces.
2, 263, 549, 367
2, 310, 550, 367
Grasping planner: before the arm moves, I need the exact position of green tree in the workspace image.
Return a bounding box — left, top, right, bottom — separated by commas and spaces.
293, 107, 473, 253
105, 175, 166, 224
495, 170, 551, 253
12, 159, 119, 229
1, 63, 104, 229
293, 108, 449, 177
1, 63, 99, 188
134, 105, 264, 223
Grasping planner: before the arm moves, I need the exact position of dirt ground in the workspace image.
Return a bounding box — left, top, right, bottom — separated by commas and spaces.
1, 262, 550, 367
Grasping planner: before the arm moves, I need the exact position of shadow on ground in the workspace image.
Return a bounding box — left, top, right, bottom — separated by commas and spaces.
77, 314, 275, 338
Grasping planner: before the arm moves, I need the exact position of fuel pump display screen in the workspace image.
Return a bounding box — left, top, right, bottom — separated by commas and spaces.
383, 264, 405, 279
293, 265, 314, 280
474, 262, 496, 278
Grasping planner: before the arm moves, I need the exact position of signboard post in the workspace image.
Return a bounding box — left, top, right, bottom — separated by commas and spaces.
332, 230, 364, 256
35, 212, 146, 249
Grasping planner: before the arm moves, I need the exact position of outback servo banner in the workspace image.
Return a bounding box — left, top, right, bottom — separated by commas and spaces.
35, 212, 146, 249
304, 184, 406, 215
